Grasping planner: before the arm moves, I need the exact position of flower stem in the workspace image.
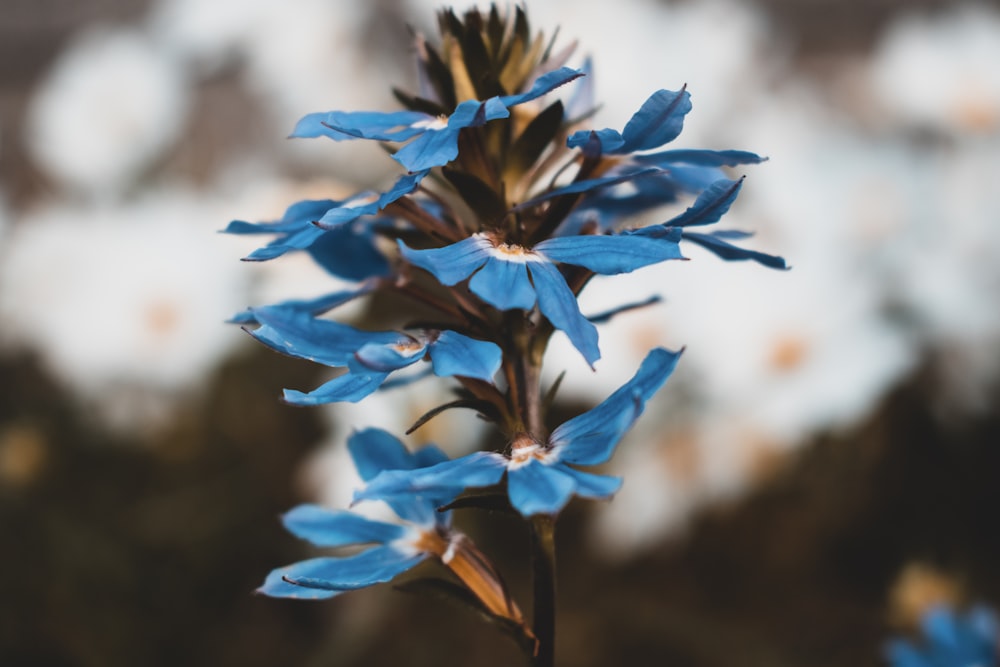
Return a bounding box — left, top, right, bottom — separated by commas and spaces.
530, 513, 557, 667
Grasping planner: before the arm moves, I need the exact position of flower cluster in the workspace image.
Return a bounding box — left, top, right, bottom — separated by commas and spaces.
229, 4, 782, 653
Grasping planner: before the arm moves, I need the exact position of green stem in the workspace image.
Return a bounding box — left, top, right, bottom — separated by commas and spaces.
530, 513, 556, 667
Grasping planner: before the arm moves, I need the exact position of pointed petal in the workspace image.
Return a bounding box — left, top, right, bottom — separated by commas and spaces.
306, 224, 390, 281
551, 347, 682, 465
224, 199, 336, 235
566, 127, 626, 154
283, 371, 388, 405
528, 261, 601, 366
682, 231, 787, 269
353, 337, 427, 372
282, 504, 406, 547
553, 465, 622, 500
567, 88, 691, 155
391, 100, 490, 171
228, 282, 375, 324
248, 306, 397, 367
347, 428, 446, 525
536, 232, 683, 275
634, 148, 767, 168
618, 87, 692, 153
257, 559, 342, 600
354, 452, 507, 504
316, 171, 429, 229
347, 428, 421, 481
498, 66, 585, 107
468, 255, 538, 310
507, 459, 577, 517
662, 177, 744, 228
270, 546, 425, 592
428, 331, 502, 382
398, 236, 490, 285
292, 109, 430, 142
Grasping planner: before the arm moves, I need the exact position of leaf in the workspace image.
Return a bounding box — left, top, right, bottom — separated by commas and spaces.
442, 167, 508, 225
405, 399, 502, 435
506, 100, 564, 179
391, 88, 447, 117
438, 491, 516, 514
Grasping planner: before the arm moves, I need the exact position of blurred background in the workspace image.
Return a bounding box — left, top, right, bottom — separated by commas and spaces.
1, 0, 999, 665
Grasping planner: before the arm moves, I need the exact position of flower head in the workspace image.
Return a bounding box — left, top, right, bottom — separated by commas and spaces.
353, 348, 683, 516
245, 305, 502, 404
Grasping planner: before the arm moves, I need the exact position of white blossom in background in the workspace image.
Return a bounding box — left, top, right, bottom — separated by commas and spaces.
150, 0, 400, 184
26, 27, 189, 198
416, 0, 779, 145
869, 3, 1000, 135
0, 190, 249, 430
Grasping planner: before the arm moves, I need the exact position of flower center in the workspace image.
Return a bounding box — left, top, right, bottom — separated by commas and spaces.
508, 433, 551, 468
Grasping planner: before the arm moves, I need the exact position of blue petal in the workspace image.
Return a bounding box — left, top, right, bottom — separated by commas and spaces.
347, 428, 422, 481
662, 177, 744, 228
527, 260, 601, 367
567, 88, 691, 155
552, 464, 622, 500
257, 559, 342, 600
618, 88, 692, 153
353, 337, 427, 372
270, 546, 426, 592
292, 109, 430, 142
283, 371, 388, 405
535, 233, 683, 274
566, 128, 626, 154
633, 148, 767, 168
347, 428, 445, 525
681, 231, 787, 269
427, 330, 502, 382
228, 282, 375, 324
282, 504, 406, 547
551, 347, 682, 466
317, 171, 428, 229
468, 255, 537, 310
224, 199, 335, 235
398, 236, 490, 285
355, 452, 507, 504
507, 459, 577, 517
498, 66, 585, 107
248, 306, 397, 367
307, 223, 390, 281
392, 100, 488, 171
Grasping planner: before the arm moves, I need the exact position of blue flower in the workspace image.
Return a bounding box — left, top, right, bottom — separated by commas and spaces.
886, 606, 998, 667
246, 305, 503, 404
258, 428, 456, 599
293, 67, 584, 173
353, 348, 683, 517
223, 171, 429, 280
398, 231, 683, 366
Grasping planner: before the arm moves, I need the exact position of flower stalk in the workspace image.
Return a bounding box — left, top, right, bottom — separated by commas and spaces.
230, 5, 784, 664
